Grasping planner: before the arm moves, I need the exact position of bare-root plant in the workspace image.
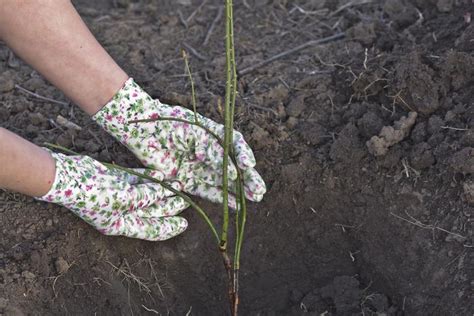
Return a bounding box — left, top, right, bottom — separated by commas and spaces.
48, 1, 248, 314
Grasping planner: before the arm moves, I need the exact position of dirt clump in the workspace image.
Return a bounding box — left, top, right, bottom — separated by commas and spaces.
367, 111, 417, 156
451, 147, 474, 174
392, 53, 441, 115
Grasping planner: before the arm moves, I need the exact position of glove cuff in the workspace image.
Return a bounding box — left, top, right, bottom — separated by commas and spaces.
35, 150, 73, 204
92, 78, 159, 147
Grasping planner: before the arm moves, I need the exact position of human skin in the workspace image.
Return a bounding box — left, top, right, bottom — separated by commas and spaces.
0, 127, 56, 197
0, 1, 265, 201
0, 0, 128, 115
0, 0, 128, 196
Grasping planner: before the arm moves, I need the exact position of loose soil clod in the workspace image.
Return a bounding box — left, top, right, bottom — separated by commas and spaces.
367, 111, 417, 156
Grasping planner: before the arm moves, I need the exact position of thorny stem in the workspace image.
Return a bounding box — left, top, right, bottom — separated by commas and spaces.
224, 0, 242, 315
227, 0, 246, 287
43, 143, 220, 243
221, 0, 236, 254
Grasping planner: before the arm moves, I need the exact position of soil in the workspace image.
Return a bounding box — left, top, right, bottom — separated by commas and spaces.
0, 0, 473, 315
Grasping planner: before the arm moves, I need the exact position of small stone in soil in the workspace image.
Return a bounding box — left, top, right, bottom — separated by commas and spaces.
286, 116, 298, 129
56, 132, 73, 148
55, 257, 70, 274
286, 95, 306, 117
21, 271, 36, 280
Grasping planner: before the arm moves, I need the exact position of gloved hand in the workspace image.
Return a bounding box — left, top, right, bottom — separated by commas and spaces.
93, 78, 266, 207
36, 151, 189, 241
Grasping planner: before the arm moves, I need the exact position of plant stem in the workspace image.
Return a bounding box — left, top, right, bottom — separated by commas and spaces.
102, 164, 220, 242
182, 50, 199, 124
229, 0, 237, 126
221, 0, 235, 253
223, 0, 241, 314
43, 143, 220, 243
234, 179, 246, 269
131, 118, 246, 315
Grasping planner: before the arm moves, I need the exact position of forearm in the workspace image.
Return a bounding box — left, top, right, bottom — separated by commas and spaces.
0, 0, 128, 115
0, 127, 55, 197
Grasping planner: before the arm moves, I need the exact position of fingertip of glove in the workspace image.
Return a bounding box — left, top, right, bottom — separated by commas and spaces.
248, 193, 264, 203
154, 217, 188, 241
228, 169, 238, 181
172, 196, 191, 212
170, 217, 188, 236
238, 159, 256, 170
235, 148, 257, 170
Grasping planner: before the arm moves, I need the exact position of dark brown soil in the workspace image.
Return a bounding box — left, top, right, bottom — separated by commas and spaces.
1, 0, 473, 315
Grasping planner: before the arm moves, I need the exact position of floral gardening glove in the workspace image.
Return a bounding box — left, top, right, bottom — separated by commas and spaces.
36, 151, 189, 241
93, 78, 266, 207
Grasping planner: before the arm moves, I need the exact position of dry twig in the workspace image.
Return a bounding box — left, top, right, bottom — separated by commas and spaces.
182, 42, 208, 61
15, 84, 69, 106
390, 212, 467, 240
186, 0, 208, 24
239, 33, 345, 76
141, 305, 160, 314
203, 6, 224, 46
330, 0, 374, 16
440, 126, 468, 131
177, 10, 188, 28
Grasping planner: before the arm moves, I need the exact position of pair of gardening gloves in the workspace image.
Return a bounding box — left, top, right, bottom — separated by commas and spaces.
36, 79, 266, 241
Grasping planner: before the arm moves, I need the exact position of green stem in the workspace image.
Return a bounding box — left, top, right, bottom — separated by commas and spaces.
182, 50, 199, 124
44, 142, 220, 243
226, 0, 245, 274
221, 0, 235, 252
229, 0, 237, 126
234, 177, 246, 269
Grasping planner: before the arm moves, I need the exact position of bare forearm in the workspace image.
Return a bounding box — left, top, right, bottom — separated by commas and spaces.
0, 0, 128, 115
0, 127, 55, 197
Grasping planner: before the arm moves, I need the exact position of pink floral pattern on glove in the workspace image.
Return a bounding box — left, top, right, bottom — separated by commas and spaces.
36, 151, 189, 241
93, 78, 266, 207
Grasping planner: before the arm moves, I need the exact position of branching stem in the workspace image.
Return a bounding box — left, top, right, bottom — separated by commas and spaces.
182, 50, 199, 124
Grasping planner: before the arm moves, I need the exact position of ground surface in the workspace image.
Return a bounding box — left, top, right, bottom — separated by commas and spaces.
0, 0, 473, 315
